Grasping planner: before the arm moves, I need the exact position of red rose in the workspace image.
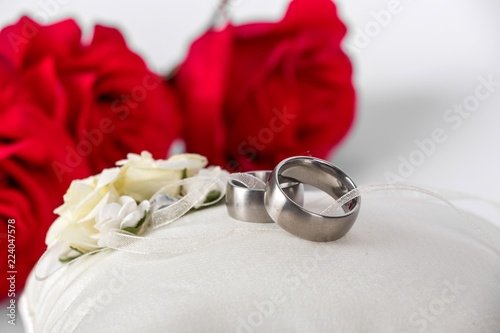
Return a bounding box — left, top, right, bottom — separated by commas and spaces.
0, 17, 181, 297
0, 17, 181, 178
173, 0, 355, 171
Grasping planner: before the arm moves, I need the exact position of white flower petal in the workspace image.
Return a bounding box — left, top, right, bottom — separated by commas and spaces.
138, 200, 150, 213
120, 211, 141, 229
58, 223, 101, 252
118, 195, 136, 207
96, 167, 120, 189
56, 178, 94, 215
117, 197, 138, 220
45, 216, 70, 246
96, 203, 121, 225
77, 191, 112, 224
94, 196, 136, 233
156, 154, 207, 171
116, 151, 155, 167
120, 168, 182, 201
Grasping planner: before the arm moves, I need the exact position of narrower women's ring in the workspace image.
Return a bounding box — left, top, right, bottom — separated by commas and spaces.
264, 157, 360, 242
226, 171, 304, 223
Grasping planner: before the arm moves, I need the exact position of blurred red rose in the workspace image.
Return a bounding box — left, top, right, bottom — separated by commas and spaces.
173, 0, 355, 171
0, 17, 181, 297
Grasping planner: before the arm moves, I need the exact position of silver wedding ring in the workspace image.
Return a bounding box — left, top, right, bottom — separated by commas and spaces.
265, 156, 360, 242
226, 171, 304, 223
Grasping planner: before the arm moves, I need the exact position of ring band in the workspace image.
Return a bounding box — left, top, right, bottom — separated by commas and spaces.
264, 157, 360, 242
226, 171, 304, 223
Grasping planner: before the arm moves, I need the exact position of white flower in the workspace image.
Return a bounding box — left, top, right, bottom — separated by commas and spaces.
116, 151, 208, 201
94, 196, 150, 247
46, 151, 208, 253
45, 168, 120, 252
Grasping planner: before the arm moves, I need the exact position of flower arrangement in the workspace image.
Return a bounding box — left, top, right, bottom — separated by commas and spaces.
0, 0, 355, 298
45, 151, 227, 262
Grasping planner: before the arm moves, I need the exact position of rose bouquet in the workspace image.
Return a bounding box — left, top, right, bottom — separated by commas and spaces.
0, 0, 355, 298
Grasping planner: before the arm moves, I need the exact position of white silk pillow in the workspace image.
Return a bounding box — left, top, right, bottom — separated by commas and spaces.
20, 191, 500, 332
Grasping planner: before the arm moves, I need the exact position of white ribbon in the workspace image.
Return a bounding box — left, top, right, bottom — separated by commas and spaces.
96, 172, 270, 253
321, 183, 500, 253
35, 171, 267, 280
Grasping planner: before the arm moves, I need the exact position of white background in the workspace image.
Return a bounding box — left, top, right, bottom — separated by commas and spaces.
1, 1, 499, 331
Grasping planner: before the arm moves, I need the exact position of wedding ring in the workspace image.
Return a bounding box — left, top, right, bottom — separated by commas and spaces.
226, 171, 304, 223
264, 156, 360, 242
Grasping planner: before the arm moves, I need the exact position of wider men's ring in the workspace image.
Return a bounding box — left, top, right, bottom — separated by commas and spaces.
264, 156, 360, 242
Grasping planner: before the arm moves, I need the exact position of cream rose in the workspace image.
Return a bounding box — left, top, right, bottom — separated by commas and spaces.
45, 167, 120, 252
115, 151, 208, 201
46, 152, 208, 253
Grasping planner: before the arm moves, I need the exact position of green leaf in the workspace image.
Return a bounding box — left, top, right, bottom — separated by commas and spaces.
70, 245, 85, 254
204, 190, 221, 204
59, 256, 78, 264
179, 168, 188, 195
59, 246, 85, 263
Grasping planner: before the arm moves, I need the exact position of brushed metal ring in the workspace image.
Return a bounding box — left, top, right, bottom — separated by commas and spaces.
264, 156, 360, 242
226, 171, 304, 223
